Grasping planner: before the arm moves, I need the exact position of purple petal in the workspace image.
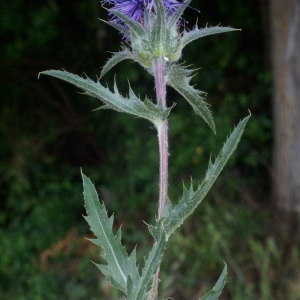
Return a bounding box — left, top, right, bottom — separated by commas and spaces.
102, 0, 182, 22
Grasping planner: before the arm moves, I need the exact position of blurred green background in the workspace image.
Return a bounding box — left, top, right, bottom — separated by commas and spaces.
1, 0, 299, 299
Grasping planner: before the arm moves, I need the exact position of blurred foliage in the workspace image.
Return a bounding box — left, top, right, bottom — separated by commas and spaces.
1, 0, 299, 299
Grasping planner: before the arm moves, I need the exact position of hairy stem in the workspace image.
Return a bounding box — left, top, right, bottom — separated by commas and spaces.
154, 58, 168, 220
150, 58, 168, 299
157, 122, 168, 219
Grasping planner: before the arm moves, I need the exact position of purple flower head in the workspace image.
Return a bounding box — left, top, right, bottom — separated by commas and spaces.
102, 0, 182, 23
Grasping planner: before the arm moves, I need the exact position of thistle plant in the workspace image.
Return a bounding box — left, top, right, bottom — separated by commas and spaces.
40, 0, 250, 299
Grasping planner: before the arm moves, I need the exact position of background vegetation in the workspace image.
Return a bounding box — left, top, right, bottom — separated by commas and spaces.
1, 0, 299, 299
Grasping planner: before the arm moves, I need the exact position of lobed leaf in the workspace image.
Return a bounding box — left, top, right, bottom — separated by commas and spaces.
81, 172, 140, 293
40, 70, 171, 127
163, 115, 250, 237
166, 64, 215, 133
200, 264, 227, 300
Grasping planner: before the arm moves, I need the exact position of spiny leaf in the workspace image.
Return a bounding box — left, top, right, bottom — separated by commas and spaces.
101, 49, 136, 78
40, 70, 171, 127
128, 222, 166, 300
81, 172, 140, 293
200, 264, 227, 300
166, 64, 215, 133
181, 26, 238, 48
163, 115, 250, 237
182, 26, 239, 49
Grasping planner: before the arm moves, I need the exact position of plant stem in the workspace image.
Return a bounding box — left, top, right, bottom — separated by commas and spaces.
150, 58, 168, 299
153, 58, 168, 220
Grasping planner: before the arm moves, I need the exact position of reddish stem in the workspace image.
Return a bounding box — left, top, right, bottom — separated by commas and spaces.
150, 58, 168, 299
153, 58, 168, 220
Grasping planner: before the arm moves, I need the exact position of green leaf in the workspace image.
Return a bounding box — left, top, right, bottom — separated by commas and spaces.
128, 222, 166, 300
182, 26, 239, 49
127, 248, 141, 286
81, 172, 140, 294
101, 49, 135, 78
166, 64, 215, 133
200, 264, 227, 300
163, 115, 250, 237
40, 70, 171, 127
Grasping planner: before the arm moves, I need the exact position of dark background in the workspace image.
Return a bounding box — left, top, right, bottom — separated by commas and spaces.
1, 0, 298, 299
